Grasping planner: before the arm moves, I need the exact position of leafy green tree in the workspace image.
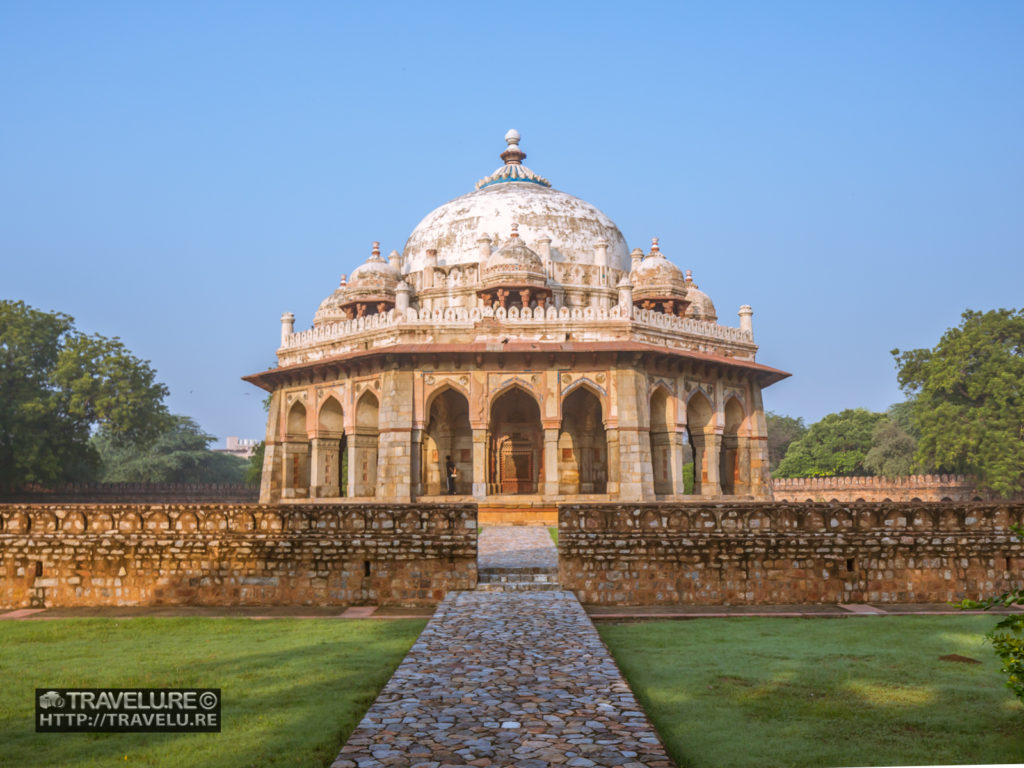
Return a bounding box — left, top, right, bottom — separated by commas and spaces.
957, 524, 1024, 704
245, 441, 265, 486
774, 408, 885, 478
893, 308, 1024, 497
0, 300, 170, 488
765, 412, 808, 472
863, 411, 918, 478
93, 415, 247, 483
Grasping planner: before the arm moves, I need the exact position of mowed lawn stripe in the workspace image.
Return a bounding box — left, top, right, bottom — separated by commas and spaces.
599, 615, 1024, 768
0, 617, 426, 768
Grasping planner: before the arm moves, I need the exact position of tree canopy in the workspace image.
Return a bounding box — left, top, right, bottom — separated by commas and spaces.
893, 308, 1024, 498
0, 301, 170, 488
93, 415, 247, 484
765, 412, 808, 472
774, 408, 886, 478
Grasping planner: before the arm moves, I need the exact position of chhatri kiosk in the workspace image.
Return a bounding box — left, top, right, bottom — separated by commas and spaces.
244, 131, 788, 519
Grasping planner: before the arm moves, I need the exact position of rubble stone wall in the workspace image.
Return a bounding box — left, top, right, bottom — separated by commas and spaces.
558, 502, 1024, 605
770, 474, 1002, 503
0, 503, 476, 608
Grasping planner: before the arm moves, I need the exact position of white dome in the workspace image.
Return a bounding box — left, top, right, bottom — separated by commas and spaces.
402, 132, 630, 272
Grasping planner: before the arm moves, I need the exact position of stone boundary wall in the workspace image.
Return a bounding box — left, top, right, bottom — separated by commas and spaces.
0, 483, 259, 504
770, 474, 1002, 503
0, 503, 476, 609
558, 502, 1024, 605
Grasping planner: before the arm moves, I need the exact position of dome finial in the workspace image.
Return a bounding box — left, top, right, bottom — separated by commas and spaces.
476, 129, 551, 189
501, 129, 526, 166
510, 222, 520, 239
650, 237, 660, 255
370, 241, 382, 261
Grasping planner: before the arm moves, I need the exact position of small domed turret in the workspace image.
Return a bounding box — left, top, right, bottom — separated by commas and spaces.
476, 223, 551, 310
629, 238, 690, 316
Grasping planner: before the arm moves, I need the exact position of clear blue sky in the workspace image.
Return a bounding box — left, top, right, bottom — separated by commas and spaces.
3, 1, 1022, 445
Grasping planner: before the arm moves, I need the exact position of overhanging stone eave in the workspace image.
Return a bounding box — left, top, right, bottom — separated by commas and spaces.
242, 339, 791, 391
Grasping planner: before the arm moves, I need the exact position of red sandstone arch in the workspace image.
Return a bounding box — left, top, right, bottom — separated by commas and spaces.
423, 387, 472, 496
488, 386, 542, 495
649, 387, 675, 495
720, 397, 747, 496
559, 387, 608, 495
685, 390, 714, 496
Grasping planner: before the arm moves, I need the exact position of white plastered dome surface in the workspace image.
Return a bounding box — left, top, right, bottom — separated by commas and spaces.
402, 133, 630, 273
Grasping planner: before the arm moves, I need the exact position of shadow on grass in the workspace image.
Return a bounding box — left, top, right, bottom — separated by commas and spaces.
0, 617, 427, 768
599, 615, 1024, 768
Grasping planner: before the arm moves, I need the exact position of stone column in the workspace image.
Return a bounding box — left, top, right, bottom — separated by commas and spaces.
259, 391, 284, 504
281, 440, 310, 499
614, 367, 655, 501
701, 432, 723, 497
410, 427, 423, 498
310, 437, 342, 497
543, 428, 560, 498
349, 431, 378, 498
668, 430, 685, 496
375, 368, 414, 501
472, 428, 488, 499
605, 428, 620, 495
747, 385, 773, 499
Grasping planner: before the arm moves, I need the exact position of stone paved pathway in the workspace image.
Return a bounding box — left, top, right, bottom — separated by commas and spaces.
331, 589, 674, 768
478, 525, 558, 571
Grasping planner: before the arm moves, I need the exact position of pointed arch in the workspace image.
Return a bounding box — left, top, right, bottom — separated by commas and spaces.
283, 399, 311, 497
488, 379, 543, 413
720, 396, 746, 495
312, 396, 346, 498
685, 389, 714, 496
351, 390, 380, 497
559, 386, 607, 495
286, 400, 308, 438
423, 387, 472, 496
488, 386, 542, 494
317, 396, 344, 434
649, 387, 675, 494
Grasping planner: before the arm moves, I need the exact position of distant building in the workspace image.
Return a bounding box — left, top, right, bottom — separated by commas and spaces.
245, 130, 789, 507
218, 436, 259, 460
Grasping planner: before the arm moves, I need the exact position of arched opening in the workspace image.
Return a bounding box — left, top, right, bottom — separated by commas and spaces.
686, 391, 714, 495
283, 400, 310, 498
423, 388, 472, 495
351, 391, 380, 497
488, 387, 542, 495
559, 387, 607, 495
312, 397, 346, 497
649, 388, 673, 495
720, 397, 745, 495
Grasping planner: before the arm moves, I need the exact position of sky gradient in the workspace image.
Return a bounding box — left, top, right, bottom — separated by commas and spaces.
3, 1, 1022, 445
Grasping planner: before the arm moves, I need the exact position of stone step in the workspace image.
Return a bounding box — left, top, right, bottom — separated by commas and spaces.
478, 570, 558, 584
475, 581, 563, 592
478, 566, 558, 576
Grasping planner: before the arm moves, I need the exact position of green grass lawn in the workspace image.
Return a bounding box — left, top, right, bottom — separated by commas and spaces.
548, 526, 558, 544
0, 617, 426, 768
599, 616, 1024, 768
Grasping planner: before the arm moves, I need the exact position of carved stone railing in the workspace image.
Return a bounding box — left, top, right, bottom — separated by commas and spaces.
280, 304, 752, 353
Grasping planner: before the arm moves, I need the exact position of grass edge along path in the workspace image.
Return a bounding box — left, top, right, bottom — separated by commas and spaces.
599, 615, 1024, 768
0, 617, 426, 768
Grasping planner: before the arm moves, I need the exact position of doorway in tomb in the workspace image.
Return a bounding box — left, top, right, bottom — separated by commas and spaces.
488, 387, 542, 495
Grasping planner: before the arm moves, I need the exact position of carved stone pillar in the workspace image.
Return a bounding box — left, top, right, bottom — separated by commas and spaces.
702, 432, 723, 497
543, 428, 560, 498
348, 431, 378, 498
281, 440, 310, 499
668, 430, 685, 495
410, 427, 423, 498
605, 428, 620, 496
310, 436, 341, 498
472, 428, 488, 498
